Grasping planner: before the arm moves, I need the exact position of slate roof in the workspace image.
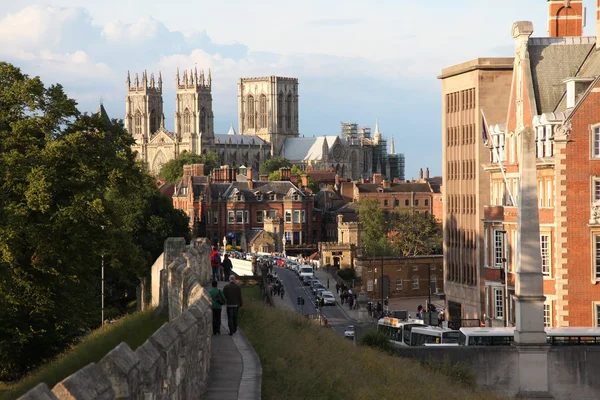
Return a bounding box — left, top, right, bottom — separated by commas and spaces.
528, 37, 595, 114
357, 182, 432, 193
214, 134, 266, 146
280, 136, 339, 161
210, 180, 303, 201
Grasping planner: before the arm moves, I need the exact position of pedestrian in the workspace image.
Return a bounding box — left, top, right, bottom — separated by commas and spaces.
335, 283, 340, 294
348, 296, 354, 309
210, 246, 221, 282
208, 280, 226, 335
223, 275, 243, 335
280, 286, 285, 299
222, 254, 233, 281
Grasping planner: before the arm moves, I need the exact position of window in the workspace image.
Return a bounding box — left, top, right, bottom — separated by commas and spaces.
277, 93, 284, 128
247, 95, 255, 128
594, 126, 600, 158
544, 303, 552, 327
259, 94, 267, 129
430, 276, 437, 294
384, 200, 389, 206
396, 278, 403, 291
596, 303, 600, 327
494, 230, 505, 267
183, 108, 191, 133
256, 210, 264, 223
367, 280, 373, 292
285, 210, 292, 223
494, 288, 503, 319
541, 234, 550, 276
285, 231, 292, 244
269, 194, 277, 201
293, 231, 301, 244
594, 234, 600, 280
394, 199, 399, 206
302, 210, 306, 222
405, 199, 410, 206
200, 107, 206, 133
149, 109, 156, 133
213, 212, 218, 225
594, 178, 600, 205
134, 111, 142, 136
236, 211, 244, 224
228, 211, 235, 224
292, 210, 301, 223
266, 210, 277, 218
425, 199, 429, 206
286, 94, 293, 129
411, 276, 419, 290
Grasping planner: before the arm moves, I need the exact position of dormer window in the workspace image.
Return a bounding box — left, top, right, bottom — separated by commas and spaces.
377, 187, 384, 193
257, 194, 263, 201
293, 194, 300, 201
235, 194, 244, 202
270, 194, 277, 201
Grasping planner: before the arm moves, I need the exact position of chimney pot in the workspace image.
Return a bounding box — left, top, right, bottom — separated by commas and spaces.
548, 0, 583, 37
425, 167, 430, 179
419, 168, 423, 181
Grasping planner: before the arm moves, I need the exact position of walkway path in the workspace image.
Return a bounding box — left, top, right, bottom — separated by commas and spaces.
204, 282, 262, 400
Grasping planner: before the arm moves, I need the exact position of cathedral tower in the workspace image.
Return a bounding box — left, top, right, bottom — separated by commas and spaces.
237, 76, 299, 155
125, 70, 164, 162
174, 67, 214, 154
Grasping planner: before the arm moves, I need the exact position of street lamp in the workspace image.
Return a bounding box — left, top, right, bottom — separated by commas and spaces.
101, 225, 105, 326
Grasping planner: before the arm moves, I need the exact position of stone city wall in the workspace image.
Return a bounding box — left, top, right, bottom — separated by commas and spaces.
396, 345, 600, 399
19, 237, 213, 400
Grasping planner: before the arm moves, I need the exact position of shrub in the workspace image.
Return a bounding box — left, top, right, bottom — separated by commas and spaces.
419, 357, 476, 388
337, 268, 356, 281
359, 331, 395, 354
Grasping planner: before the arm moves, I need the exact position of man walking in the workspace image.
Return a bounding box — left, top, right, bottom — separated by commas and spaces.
223, 275, 243, 335
210, 246, 221, 282
208, 280, 226, 335
222, 254, 233, 282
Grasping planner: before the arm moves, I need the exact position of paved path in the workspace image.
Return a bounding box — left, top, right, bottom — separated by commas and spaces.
204, 282, 262, 400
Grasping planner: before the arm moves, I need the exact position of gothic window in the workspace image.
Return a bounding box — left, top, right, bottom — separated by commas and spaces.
286, 93, 292, 130
150, 109, 156, 133
183, 109, 191, 133
247, 95, 255, 129
200, 107, 206, 133
277, 92, 284, 129
258, 94, 267, 129
134, 111, 142, 136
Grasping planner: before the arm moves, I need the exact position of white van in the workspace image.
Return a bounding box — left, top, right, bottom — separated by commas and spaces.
299, 265, 314, 279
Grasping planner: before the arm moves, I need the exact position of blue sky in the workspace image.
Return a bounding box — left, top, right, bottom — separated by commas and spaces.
2, 1, 597, 177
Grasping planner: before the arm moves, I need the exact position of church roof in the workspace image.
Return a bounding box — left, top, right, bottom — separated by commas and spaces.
280, 136, 339, 161
214, 134, 266, 146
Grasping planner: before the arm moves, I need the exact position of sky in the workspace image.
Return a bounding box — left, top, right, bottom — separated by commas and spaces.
2, 1, 598, 177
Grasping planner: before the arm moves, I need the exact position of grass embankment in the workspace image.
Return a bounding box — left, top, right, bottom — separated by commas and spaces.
0, 309, 167, 400
239, 291, 500, 400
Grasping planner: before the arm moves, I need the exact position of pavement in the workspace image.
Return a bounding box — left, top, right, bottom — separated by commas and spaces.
204, 282, 262, 400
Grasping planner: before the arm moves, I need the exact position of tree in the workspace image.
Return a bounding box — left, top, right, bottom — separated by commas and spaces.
390, 208, 443, 256
0, 63, 190, 380
259, 156, 292, 174
356, 199, 396, 257
268, 165, 320, 193
158, 150, 220, 183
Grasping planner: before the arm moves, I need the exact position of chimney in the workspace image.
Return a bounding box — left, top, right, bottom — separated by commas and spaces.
246, 167, 253, 181
425, 167, 430, 179
190, 164, 205, 177
301, 174, 309, 188
382, 180, 391, 189
183, 164, 193, 185
419, 168, 423, 181
373, 174, 383, 185
280, 167, 291, 181
335, 173, 340, 187
340, 182, 354, 199
259, 174, 269, 182
290, 174, 299, 186
548, 0, 583, 37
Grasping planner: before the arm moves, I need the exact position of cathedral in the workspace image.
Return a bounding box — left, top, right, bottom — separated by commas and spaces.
126, 69, 404, 181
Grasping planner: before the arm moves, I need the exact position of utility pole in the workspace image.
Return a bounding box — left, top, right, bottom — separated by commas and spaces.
101, 225, 105, 326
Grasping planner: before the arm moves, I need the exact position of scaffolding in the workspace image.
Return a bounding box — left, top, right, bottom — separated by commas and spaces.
340, 122, 359, 144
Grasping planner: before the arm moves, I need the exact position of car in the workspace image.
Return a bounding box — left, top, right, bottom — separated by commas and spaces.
314, 288, 326, 298
302, 277, 316, 286
311, 282, 325, 295
319, 291, 336, 306
344, 325, 355, 339
299, 265, 314, 279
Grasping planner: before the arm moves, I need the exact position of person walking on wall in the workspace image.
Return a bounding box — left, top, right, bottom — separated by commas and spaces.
223, 275, 243, 335
208, 280, 226, 335
222, 254, 233, 281
210, 246, 221, 282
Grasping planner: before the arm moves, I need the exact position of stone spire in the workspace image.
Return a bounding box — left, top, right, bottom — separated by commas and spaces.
374, 119, 382, 143
227, 123, 237, 135
389, 136, 395, 154
126, 71, 131, 87
158, 71, 162, 90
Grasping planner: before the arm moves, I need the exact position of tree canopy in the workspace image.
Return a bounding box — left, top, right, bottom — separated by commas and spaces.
158, 150, 220, 183
268, 165, 320, 194
259, 157, 292, 175
0, 62, 190, 380
356, 199, 442, 257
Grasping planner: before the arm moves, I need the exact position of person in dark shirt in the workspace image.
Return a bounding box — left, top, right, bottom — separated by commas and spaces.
222, 254, 233, 282
208, 280, 226, 335
223, 275, 243, 335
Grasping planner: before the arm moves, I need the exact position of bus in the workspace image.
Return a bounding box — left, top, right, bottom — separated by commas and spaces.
410, 326, 460, 346
459, 326, 600, 346
377, 317, 425, 347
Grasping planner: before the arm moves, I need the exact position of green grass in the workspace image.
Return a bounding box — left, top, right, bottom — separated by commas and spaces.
239, 297, 501, 400
0, 309, 167, 400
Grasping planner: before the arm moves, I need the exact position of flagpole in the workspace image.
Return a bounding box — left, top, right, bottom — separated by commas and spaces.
481, 109, 516, 206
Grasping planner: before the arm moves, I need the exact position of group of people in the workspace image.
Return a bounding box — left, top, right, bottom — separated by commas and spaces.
336, 283, 358, 310
210, 246, 233, 282
208, 246, 243, 336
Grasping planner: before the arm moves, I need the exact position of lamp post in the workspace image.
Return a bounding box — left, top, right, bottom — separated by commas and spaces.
101, 225, 105, 326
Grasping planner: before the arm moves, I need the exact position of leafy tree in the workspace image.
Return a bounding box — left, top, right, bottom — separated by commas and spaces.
259, 156, 292, 174
268, 165, 320, 193
356, 199, 396, 257
390, 208, 443, 256
0, 63, 190, 380
158, 150, 220, 183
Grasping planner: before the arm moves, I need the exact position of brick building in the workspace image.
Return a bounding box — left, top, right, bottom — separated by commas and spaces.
482, 2, 600, 328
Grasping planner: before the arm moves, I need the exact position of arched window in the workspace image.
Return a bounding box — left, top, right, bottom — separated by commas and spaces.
200, 107, 206, 133
411, 276, 419, 290
259, 94, 267, 129
286, 93, 292, 130
149, 109, 156, 133
247, 95, 255, 129
277, 92, 284, 129
183, 109, 191, 133
134, 111, 142, 136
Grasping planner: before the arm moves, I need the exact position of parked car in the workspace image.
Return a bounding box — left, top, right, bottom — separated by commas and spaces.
344, 325, 355, 339
302, 277, 316, 286
311, 282, 325, 295
314, 288, 326, 298
318, 291, 336, 306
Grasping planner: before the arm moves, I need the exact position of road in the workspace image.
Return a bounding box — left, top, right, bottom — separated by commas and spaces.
274, 267, 358, 337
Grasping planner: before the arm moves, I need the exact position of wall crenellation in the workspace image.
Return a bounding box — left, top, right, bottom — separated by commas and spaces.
19, 237, 213, 400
